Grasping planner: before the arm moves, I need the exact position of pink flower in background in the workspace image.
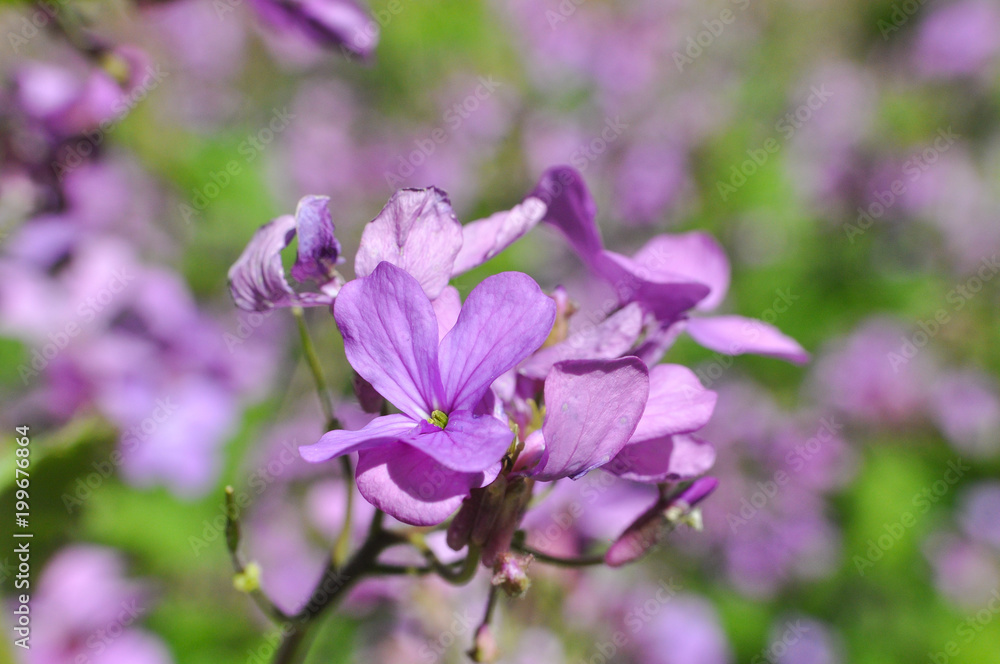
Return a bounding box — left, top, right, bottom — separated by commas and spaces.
913, 0, 1000, 78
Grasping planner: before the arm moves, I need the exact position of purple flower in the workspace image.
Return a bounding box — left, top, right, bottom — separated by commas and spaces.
300, 261, 556, 525
228, 195, 343, 311
248, 0, 378, 59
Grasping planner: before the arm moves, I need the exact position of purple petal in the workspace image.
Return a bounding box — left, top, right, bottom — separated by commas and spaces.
400, 410, 512, 473
228, 215, 299, 312
354, 188, 463, 299
334, 262, 443, 419
528, 357, 649, 481
451, 197, 547, 275
608, 434, 716, 483
596, 250, 711, 322
355, 442, 499, 526
631, 232, 730, 311
249, 0, 378, 59
631, 364, 717, 441
532, 166, 603, 264
438, 272, 556, 411
686, 315, 810, 364
290, 195, 342, 287
431, 286, 462, 341
299, 414, 415, 463
520, 303, 644, 380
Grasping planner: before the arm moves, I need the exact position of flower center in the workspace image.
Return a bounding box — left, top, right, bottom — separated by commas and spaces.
429, 410, 449, 429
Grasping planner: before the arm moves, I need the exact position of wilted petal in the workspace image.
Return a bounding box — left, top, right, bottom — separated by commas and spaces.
354, 188, 463, 299
290, 195, 342, 286
334, 262, 443, 419
299, 414, 415, 463
630, 364, 717, 441
400, 410, 512, 473
632, 233, 730, 311
451, 197, 547, 275
597, 250, 711, 323
355, 443, 499, 526
431, 285, 462, 341
520, 303, 644, 380
608, 434, 716, 484
439, 272, 556, 411
686, 315, 810, 364
228, 215, 298, 312
532, 166, 603, 264
528, 357, 649, 481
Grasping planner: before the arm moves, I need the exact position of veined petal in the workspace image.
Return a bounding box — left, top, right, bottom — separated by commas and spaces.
356, 443, 500, 526
608, 434, 716, 483
532, 166, 603, 265
631, 364, 717, 441
431, 286, 462, 342
354, 188, 463, 299
227, 215, 298, 312
686, 315, 810, 364
528, 357, 649, 482
632, 232, 730, 311
400, 410, 512, 473
520, 303, 644, 380
290, 195, 342, 286
299, 414, 415, 463
451, 197, 547, 275
439, 272, 556, 411
334, 262, 443, 420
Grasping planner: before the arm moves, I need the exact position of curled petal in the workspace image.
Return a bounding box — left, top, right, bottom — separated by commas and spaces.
400, 410, 513, 473
228, 215, 301, 312
451, 197, 547, 275
355, 443, 499, 526
686, 315, 810, 364
532, 166, 603, 264
631, 364, 717, 441
290, 195, 342, 287
608, 434, 716, 484
354, 188, 463, 299
334, 262, 443, 420
596, 250, 711, 323
632, 233, 730, 311
439, 272, 556, 411
299, 414, 415, 463
528, 357, 649, 481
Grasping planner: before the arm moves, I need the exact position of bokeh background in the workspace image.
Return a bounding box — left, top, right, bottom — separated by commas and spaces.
2, 0, 1000, 662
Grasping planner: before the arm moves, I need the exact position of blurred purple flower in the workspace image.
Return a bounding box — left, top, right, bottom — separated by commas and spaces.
930, 370, 1000, 458
913, 0, 1000, 78
249, 0, 378, 59
26, 546, 172, 664
632, 595, 733, 664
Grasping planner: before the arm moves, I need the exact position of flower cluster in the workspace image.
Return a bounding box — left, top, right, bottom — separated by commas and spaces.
226, 164, 808, 653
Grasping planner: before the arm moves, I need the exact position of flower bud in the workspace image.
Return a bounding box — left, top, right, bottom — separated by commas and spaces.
491, 552, 533, 598
605, 477, 718, 567
468, 624, 499, 663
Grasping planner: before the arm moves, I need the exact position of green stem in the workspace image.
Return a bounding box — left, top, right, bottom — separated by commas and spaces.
409, 533, 482, 585
513, 543, 606, 568
292, 307, 337, 429
292, 307, 355, 566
